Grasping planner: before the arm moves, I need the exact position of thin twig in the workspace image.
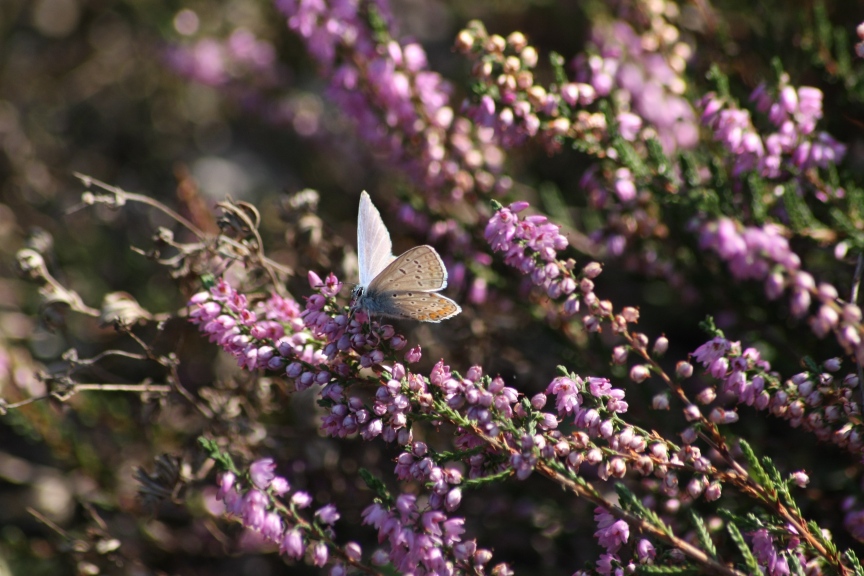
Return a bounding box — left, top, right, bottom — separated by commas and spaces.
3, 382, 172, 411
28, 507, 72, 540
74, 173, 206, 238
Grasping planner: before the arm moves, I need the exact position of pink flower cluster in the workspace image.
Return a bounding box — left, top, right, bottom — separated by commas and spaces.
750, 527, 823, 576
188, 274, 412, 397
458, 15, 698, 156
485, 200, 604, 322
187, 267, 766, 574
575, 508, 656, 575
575, 20, 699, 154
394, 442, 464, 512
701, 80, 846, 179
188, 279, 315, 372
361, 496, 485, 575
215, 459, 350, 570
699, 218, 800, 285
277, 0, 508, 202
457, 22, 603, 152
692, 336, 863, 452
699, 218, 864, 362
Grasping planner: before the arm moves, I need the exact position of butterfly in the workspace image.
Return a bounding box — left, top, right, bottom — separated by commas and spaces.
351, 191, 461, 322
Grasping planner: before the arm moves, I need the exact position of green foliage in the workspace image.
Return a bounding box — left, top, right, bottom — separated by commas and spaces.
688, 509, 718, 559
616, 484, 670, 537
843, 549, 864, 576
738, 439, 771, 488
698, 315, 725, 339
198, 436, 239, 474
359, 468, 393, 504
726, 521, 761, 575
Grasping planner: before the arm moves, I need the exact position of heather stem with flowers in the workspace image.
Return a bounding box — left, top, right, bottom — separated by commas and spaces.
179, 2, 864, 573
185, 193, 858, 574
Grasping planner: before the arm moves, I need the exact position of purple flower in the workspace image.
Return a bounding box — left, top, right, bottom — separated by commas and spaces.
750, 529, 790, 576
292, 491, 312, 508
249, 458, 277, 489
692, 337, 730, 366
280, 528, 305, 559
315, 503, 340, 525
635, 538, 656, 562
311, 542, 328, 567
217, 472, 236, 500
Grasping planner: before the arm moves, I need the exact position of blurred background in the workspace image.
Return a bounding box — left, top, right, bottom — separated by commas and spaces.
2, 0, 864, 574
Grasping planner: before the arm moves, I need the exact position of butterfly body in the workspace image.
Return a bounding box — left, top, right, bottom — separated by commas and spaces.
352, 192, 461, 323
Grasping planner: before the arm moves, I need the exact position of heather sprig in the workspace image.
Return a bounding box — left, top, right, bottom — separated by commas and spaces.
186, 259, 849, 574
480, 199, 858, 572
690, 334, 863, 453
700, 218, 864, 365
276, 0, 510, 205
700, 76, 847, 182
202, 442, 373, 574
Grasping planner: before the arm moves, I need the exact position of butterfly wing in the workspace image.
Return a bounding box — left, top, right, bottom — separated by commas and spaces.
380, 291, 462, 322
366, 245, 448, 293
357, 191, 395, 286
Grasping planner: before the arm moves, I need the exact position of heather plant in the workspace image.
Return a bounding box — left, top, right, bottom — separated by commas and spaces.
4, 1, 864, 575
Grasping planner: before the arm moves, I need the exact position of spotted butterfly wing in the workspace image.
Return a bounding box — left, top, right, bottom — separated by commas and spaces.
382, 291, 462, 322
367, 245, 448, 292
365, 245, 461, 322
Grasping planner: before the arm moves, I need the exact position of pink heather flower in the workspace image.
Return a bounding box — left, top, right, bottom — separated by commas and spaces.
307, 270, 323, 288
315, 504, 340, 525
261, 511, 284, 541
681, 427, 698, 444
312, 541, 328, 566
546, 376, 582, 415
405, 345, 422, 363
344, 541, 362, 562
629, 365, 650, 383
217, 472, 236, 500
636, 538, 655, 562
613, 168, 636, 202
594, 508, 629, 553
676, 361, 694, 379
692, 337, 730, 366
249, 458, 277, 489
587, 377, 612, 397
595, 552, 619, 576
280, 528, 305, 559
270, 476, 290, 495
653, 336, 669, 356
616, 112, 642, 141
824, 357, 842, 372
750, 529, 790, 576
242, 489, 268, 530
222, 487, 243, 516
292, 491, 313, 508
652, 393, 670, 410
705, 482, 722, 501
445, 488, 462, 512
791, 471, 809, 488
